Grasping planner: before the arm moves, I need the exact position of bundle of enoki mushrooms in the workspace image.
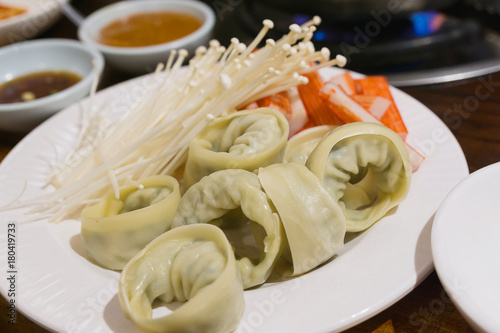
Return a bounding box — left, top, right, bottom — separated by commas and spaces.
2, 17, 347, 223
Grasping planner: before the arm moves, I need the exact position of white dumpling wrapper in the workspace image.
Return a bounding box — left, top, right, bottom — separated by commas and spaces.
81, 175, 181, 270
258, 163, 346, 276
307, 122, 411, 232
284, 125, 337, 165
183, 108, 289, 189
172, 169, 285, 289
119, 224, 245, 333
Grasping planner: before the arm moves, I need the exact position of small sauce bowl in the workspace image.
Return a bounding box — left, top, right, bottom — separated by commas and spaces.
0, 38, 104, 132
78, 0, 216, 74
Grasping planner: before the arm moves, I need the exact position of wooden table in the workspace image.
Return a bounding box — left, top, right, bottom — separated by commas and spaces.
2, 1, 499, 332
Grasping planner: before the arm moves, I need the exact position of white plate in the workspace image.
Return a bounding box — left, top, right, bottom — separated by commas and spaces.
0, 67, 468, 332
0, 0, 68, 46
432, 162, 500, 333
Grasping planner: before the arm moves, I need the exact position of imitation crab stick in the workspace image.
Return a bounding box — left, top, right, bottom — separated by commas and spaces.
286, 87, 309, 136
351, 95, 392, 119
319, 82, 424, 171
257, 91, 292, 115
326, 72, 358, 95
319, 83, 380, 123
356, 76, 408, 140
297, 71, 343, 129
241, 101, 259, 110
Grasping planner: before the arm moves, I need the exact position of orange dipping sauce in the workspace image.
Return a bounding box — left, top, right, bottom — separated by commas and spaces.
0, 4, 27, 20
98, 11, 202, 47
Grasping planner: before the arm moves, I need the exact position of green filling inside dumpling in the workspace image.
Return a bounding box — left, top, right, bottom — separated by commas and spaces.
217, 214, 266, 264
306, 122, 411, 232
120, 187, 172, 213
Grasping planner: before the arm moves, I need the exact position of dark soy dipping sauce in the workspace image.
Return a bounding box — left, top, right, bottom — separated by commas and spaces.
0, 70, 82, 104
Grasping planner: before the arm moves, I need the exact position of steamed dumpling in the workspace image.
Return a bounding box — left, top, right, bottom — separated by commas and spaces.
284, 125, 336, 165
81, 175, 181, 270
172, 169, 285, 289
183, 108, 289, 189
258, 163, 346, 276
306, 122, 411, 232
119, 224, 245, 333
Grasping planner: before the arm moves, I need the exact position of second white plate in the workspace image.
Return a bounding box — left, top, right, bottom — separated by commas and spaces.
433, 162, 500, 333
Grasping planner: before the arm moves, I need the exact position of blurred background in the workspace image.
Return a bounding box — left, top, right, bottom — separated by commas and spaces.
61, 0, 500, 87
211, 0, 500, 87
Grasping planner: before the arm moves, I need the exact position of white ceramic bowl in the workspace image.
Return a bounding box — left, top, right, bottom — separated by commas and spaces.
0, 38, 104, 132
432, 162, 500, 332
0, 0, 69, 46
77, 0, 216, 74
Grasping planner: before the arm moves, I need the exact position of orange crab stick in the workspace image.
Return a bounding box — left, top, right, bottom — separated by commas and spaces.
319, 83, 380, 123
256, 91, 292, 116
320, 83, 424, 172
327, 72, 359, 95
356, 76, 408, 140
351, 95, 392, 119
241, 101, 259, 110
286, 87, 309, 136
297, 71, 343, 129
